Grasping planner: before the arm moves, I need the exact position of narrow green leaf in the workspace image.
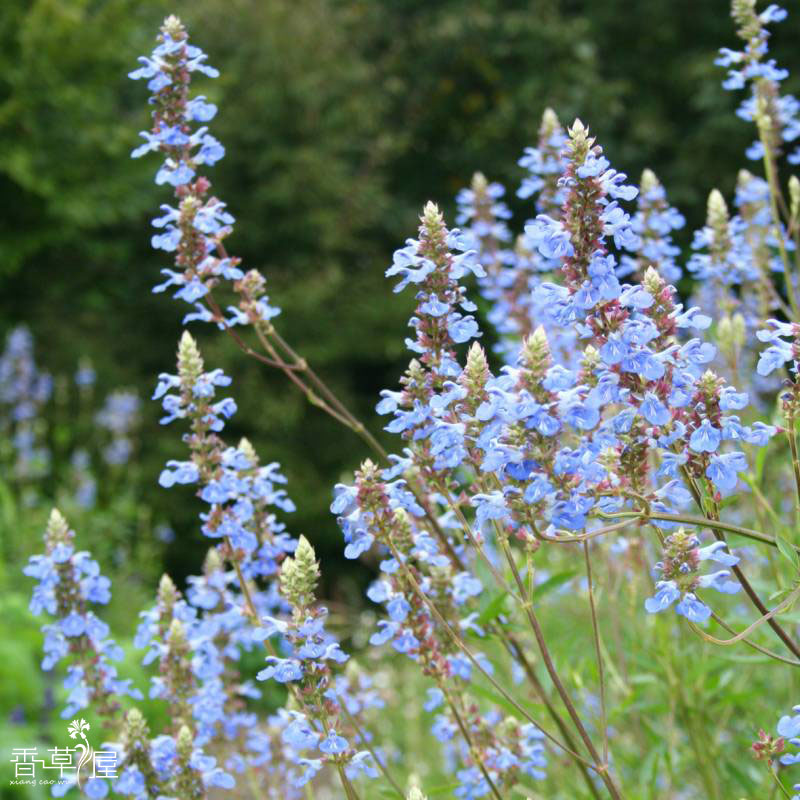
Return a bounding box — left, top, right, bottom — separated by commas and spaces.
532, 569, 578, 602
776, 532, 800, 572
477, 590, 508, 625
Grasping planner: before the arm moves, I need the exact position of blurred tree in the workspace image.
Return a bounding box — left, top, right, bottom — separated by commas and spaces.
0, 0, 172, 273
2, 0, 798, 589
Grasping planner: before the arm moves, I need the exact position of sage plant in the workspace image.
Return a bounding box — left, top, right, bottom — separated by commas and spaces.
22, 2, 800, 797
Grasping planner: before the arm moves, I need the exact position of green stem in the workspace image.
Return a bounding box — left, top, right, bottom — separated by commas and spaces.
596, 510, 796, 554
759, 118, 799, 318
440, 685, 505, 800
685, 476, 800, 660
769, 764, 792, 799
583, 541, 609, 764
496, 537, 624, 800
704, 611, 800, 666
381, 535, 593, 768
338, 702, 404, 798
785, 418, 800, 526
502, 633, 604, 800
437, 479, 604, 798
336, 763, 363, 800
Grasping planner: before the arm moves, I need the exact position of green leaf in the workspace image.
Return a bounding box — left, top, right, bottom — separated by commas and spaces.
477, 590, 508, 625
426, 782, 462, 797
755, 443, 768, 483
775, 532, 800, 573
532, 569, 578, 602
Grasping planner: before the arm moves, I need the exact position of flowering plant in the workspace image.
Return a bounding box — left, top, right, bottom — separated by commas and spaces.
19, 2, 800, 797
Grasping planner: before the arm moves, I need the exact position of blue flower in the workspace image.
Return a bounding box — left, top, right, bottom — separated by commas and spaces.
758, 341, 794, 376
291, 758, 323, 788
282, 714, 321, 750
697, 541, 739, 567
644, 581, 680, 614
114, 767, 145, 796
706, 451, 747, 492
696, 570, 739, 594
60, 612, 86, 637
84, 778, 108, 799
345, 751, 379, 780
689, 420, 721, 453
159, 460, 200, 488
778, 707, 800, 740
424, 687, 445, 711
319, 731, 349, 755
577, 152, 610, 178
369, 620, 399, 646
386, 595, 410, 621
344, 529, 374, 559
675, 593, 711, 623
452, 572, 483, 604
471, 491, 510, 526
256, 657, 303, 683
527, 215, 574, 259
640, 392, 671, 426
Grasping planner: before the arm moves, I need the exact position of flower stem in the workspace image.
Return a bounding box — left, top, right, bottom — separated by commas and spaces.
758, 117, 799, 318
496, 537, 624, 800
583, 541, 609, 764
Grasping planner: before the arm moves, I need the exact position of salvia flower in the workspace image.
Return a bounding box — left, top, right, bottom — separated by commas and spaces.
716, 2, 800, 162
130, 16, 279, 329
254, 535, 379, 787
156, 332, 295, 574
0, 326, 52, 481
95, 390, 140, 465
386, 201, 484, 383
24, 510, 142, 718
644, 528, 740, 623
618, 168, 684, 283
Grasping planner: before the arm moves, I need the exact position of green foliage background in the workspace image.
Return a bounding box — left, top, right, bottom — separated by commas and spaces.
6, 0, 797, 584
2, 2, 800, 796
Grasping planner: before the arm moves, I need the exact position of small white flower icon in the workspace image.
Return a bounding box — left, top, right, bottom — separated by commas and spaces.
67, 718, 91, 739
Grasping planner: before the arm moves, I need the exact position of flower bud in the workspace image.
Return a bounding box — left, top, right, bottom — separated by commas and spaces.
344, 659, 362, 683
521, 326, 552, 380
752, 728, 786, 763
124, 708, 148, 738
790, 175, 800, 222
463, 342, 490, 391
168, 618, 188, 649
420, 202, 446, 250
177, 331, 203, 385
707, 189, 729, 230
697, 370, 723, 406
158, 573, 179, 610
176, 724, 194, 759
358, 458, 380, 484
540, 107, 561, 138
45, 509, 71, 549
237, 437, 258, 466
755, 93, 773, 134
202, 547, 224, 576
391, 508, 414, 553
581, 344, 601, 375
641, 167, 660, 194
161, 15, 185, 40
642, 265, 665, 296
717, 314, 746, 362
471, 171, 488, 195
280, 535, 319, 609
568, 118, 593, 161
